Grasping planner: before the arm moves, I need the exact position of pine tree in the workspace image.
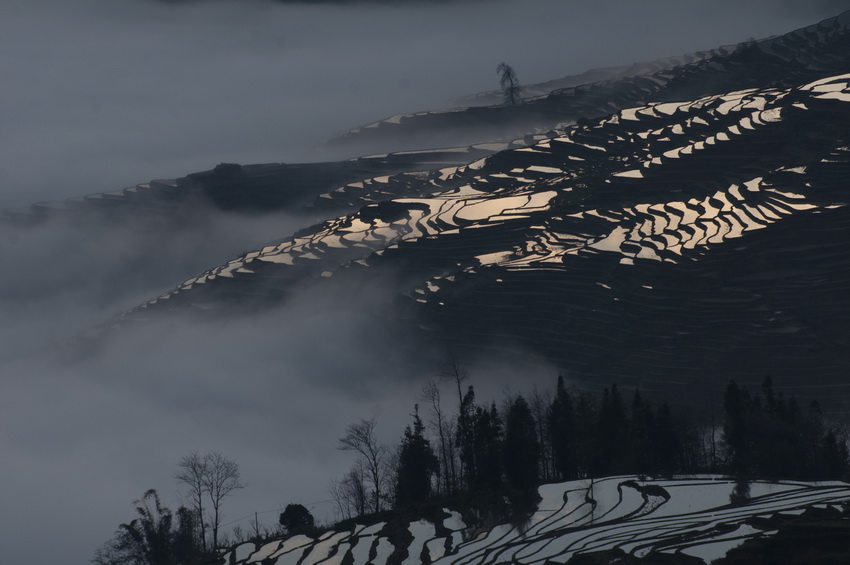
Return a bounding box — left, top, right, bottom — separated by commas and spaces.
549, 375, 576, 480
395, 406, 438, 507
629, 389, 654, 476
595, 385, 628, 476
472, 403, 504, 490
758, 377, 797, 478
820, 428, 849, 479
653, 403, 680, 475
573, 392, 596, 478
723, 380, 753, 475
504, 395, 540, 490
457, 386, 478, 490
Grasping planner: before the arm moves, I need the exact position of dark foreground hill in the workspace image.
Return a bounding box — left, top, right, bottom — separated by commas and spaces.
215, 476, 850, 565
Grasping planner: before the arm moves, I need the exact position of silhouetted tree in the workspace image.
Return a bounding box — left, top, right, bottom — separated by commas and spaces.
279, 504, 315, 535
175, 451, 243, 552
174, 451, 208, 552
441, 353, 470, 484
472, 403, 504, 490
172, 507, 201, 563
730, 478, 751, 507
93, 489, 202, 565
497, 62, 521, 105
758, 377, 800, 477
440, 352, 469, 412
821, 428, 849, 479
653, 402, 680, 475
456, 385, 478, 489
504, 395, 539, 490
719, 378, 848, 480
455, 386, 508, 491
549, 375, 576, 480
395, 406, 439, 507
530, 387, 554, 481
594, 385, 628, 476
329, 461, 369, 520
573, 391, 597, 478
801, 400, 826, 478
421, 380, 458, 496
723, 380, 754, 475
201, 452, 244, 551
629, 389, 654, 475
339, 418, 389, 514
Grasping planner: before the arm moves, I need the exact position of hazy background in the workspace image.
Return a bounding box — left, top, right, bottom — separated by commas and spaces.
1, 0, 844, 208
1, 0, 847, 563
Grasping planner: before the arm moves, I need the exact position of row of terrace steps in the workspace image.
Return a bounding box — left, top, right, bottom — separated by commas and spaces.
76, 77, 850, 407
328, 43, 741, 150
308, 142, 515, 211
452, 43, 745, 107
92, 77, 837, 323
218, 477, 850, 565
0, 178, 187, 226
0, 144, 508, 227
327, 10, 850, 155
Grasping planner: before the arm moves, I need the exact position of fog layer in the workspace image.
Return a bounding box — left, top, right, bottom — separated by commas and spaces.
0, 0, 842, 207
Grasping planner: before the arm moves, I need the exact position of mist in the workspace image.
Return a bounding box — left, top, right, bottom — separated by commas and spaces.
0, 236, 558, 563
1, 0, 847, 563
0, 0, 842, 207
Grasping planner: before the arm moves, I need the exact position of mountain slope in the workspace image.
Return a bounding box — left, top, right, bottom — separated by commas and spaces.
327, 10, 850, 154
7, 11, 850, 409
218, 476, 850, 565
7, 11, 850, 225
91, 72, 850, 409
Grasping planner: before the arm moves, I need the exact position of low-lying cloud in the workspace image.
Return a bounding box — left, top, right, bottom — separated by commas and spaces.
0, 0, 841, 207
0, 212, 557, 563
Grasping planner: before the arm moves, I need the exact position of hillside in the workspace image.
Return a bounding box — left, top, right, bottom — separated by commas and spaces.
217, 476, 850, 565
33, 10, 850, 411
4, 10, 850, 410
326, 11, 850, 154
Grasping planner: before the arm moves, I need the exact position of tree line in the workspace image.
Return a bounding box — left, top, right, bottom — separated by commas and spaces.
93, 364, 850, 563
330, 361, 850, 519
94, 451, 244, 565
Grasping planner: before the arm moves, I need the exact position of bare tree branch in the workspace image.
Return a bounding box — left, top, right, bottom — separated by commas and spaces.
200, 451, 245, 550
338, 418, 387, 514
174, 450, 208, 553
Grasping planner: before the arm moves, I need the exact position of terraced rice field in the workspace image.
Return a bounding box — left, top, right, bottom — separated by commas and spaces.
10, 11, 850, 407
83, 70, 850, 409
219, 476, 850, 565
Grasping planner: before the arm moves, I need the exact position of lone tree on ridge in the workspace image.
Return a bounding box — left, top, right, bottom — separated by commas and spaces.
175, 450, 244, 552
339, 418, 389, 514
497, 62, 521, 105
